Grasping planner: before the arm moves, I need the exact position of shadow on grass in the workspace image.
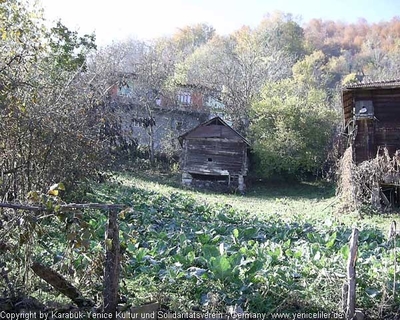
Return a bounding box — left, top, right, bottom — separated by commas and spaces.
246, 179, 336, 200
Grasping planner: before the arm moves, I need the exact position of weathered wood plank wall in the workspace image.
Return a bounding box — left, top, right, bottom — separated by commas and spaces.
343, 87, 400, 163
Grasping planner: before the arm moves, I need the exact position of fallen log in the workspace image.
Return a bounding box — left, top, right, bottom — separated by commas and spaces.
31, 261, 94, 308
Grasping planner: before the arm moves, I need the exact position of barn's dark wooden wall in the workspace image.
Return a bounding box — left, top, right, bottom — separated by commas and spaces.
182, 139, 247, 175
179, 117, 249, 191
342, 82, 400, 163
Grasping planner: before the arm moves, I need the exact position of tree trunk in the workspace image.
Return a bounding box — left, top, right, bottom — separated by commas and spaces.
148, 125, 155, 167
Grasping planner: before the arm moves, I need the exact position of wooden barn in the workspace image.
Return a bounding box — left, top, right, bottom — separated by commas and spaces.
342, 79, 400, 163
342, 79, 400, 208
178, 117, 250, 192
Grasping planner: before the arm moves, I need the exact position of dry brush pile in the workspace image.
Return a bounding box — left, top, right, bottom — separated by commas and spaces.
337, 146, 400, 212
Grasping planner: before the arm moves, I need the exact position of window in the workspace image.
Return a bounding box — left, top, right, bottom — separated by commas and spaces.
117, 81, 134, 97
355, 100, 374, 119
132, 118, 142, 127
176, 121, 183, 131
178, 92, 191, 105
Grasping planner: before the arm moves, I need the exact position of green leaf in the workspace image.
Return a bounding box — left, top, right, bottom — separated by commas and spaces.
197, 232, 211, 244
293, 250, 302, 258
284, 239, 291, 249
186, 251, 195, 264
136, 247, 148, 262
202, 245, 220, 260
46, 200, 53, 210
340, 245, 350, 260
326, 232, 337, 249
246, 260, 264, 276
285, 249, 294, 257
232, 228, 239, 239
242, 227, 259, 239
209, 256, 232, 280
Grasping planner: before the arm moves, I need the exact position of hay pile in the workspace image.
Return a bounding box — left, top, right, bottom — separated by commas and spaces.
337, 147, 400, 212
336, 147, 358, 211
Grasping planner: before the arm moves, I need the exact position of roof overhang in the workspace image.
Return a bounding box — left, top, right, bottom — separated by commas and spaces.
178, 116, 250, 147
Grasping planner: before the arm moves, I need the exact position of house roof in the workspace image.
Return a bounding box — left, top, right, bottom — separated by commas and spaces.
178, 116, 250, 146
341, 78, 400, 126
343, 79, 400, 90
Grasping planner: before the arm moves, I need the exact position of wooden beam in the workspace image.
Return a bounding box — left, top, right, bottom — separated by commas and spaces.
0, 202, 126, 212
3, 201, 125, 315
103, 209, 120, 318
346, 228, 359, 320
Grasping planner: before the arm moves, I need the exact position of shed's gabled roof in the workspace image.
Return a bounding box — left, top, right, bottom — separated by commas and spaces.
178, 116, 250, 146
343, 79, 400, 91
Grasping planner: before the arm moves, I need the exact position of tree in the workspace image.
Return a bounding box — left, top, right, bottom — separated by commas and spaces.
172, 23, 215, 57
250, 54, 339, 178
47, 20, 96, 72
357, 34, 400, 81
132, 39, 174, 165
91, 37, 179, 166
256, 12, 305, 58
0, 0, 105, 199
292, 50, 331, 88
172, 19, 296, 133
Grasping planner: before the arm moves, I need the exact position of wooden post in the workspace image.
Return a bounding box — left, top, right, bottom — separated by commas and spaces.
342, 283, 348, 314
103, 209, 120, 317
346, 228, 359, 320
182, 172, 193, 186
238, 175, 245, 193
389, 221, 397, 299
371, 182, 381, 210
0, 201, 125, 314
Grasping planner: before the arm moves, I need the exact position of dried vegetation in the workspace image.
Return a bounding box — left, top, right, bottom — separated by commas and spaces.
337, 147, 400, 212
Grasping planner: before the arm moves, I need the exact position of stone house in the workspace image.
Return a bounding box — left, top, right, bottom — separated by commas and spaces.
107, 80, 222, 157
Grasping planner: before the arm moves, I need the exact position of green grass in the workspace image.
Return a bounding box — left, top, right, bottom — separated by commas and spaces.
4, 169, 397, 317
83, 170, 400, 318
100, 170, 394, 232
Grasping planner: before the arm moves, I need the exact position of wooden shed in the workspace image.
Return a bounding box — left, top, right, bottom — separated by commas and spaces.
342, 79, 400, 163
178, 117, 250, 191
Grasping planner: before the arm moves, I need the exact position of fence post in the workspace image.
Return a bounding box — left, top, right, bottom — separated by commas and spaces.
346, 228, 359, 320
103, 209, 120, 318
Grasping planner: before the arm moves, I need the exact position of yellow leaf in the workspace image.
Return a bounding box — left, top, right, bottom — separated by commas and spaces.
105, 239, 113, 250
118, 208, 130, 219
48, 189, 59, 196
